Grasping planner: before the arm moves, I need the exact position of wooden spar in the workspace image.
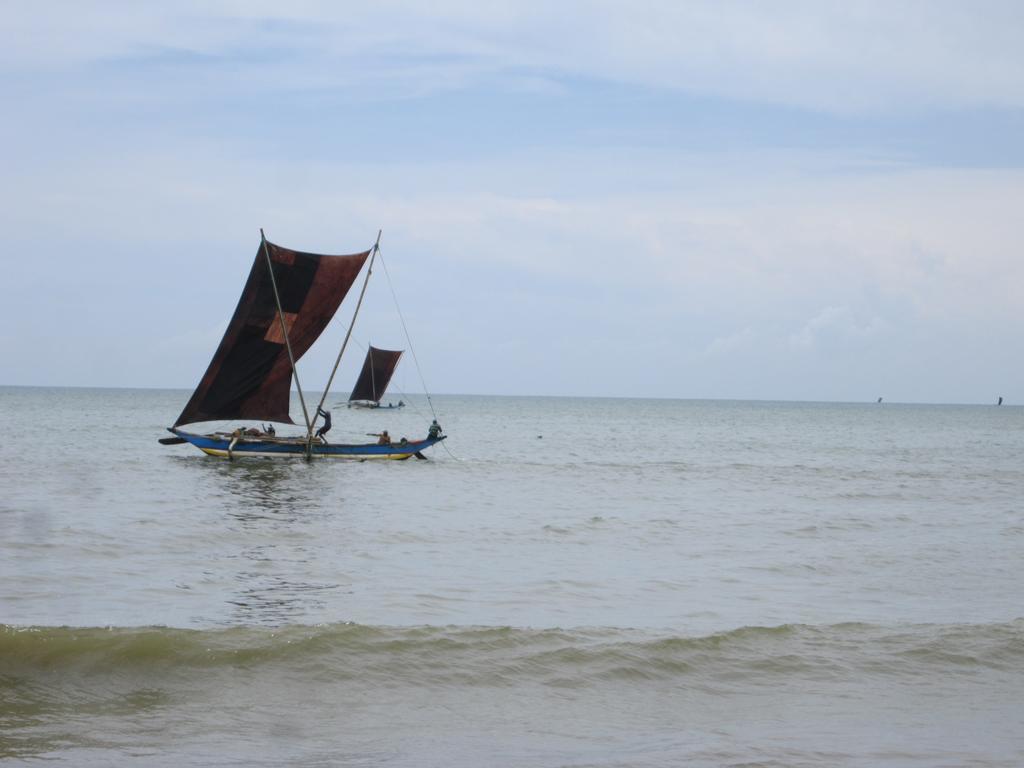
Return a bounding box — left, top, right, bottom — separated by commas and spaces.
260, 228, 313, 440
312, 229, 381, 420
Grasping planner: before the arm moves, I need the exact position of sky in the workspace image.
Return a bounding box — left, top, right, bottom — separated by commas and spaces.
2, 1, 1022, 403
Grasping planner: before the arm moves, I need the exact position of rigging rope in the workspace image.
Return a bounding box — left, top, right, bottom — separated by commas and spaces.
326, 243, 459, 460
376, 246, 439, 422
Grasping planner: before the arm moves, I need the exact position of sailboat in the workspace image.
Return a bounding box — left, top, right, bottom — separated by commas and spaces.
348, 345, 405, 409
161, 231, 446, 459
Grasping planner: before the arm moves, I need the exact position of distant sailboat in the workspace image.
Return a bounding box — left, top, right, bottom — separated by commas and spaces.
877, 397, 883, 404
161, 231, 445, 459
348, 346, 405, 409
998, 396, 1003, 406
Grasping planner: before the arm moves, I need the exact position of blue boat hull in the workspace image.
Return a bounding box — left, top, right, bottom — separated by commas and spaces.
170, 429, 445, 460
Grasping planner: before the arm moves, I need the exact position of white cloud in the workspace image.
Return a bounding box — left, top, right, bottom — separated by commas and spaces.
4, 2, 1024, 113
6, 144, 1023, 315
788, 306, 885, 349
706, 326, 757, 357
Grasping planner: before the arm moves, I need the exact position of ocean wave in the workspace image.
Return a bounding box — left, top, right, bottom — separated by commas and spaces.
3, 620, 1022, 687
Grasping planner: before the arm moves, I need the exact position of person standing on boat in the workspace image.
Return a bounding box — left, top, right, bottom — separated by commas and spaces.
428, 419, 442, 439
316, 407, 332, 442
377, 430, 391, 445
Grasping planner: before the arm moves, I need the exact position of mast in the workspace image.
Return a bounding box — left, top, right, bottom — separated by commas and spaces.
312, 230, 381, 419
261, 228, 313, 437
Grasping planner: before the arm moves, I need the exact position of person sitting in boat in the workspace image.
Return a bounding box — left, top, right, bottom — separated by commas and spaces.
316, 407, 332, 442
428, 419, 442, 439
264, 423, 276, 436
377, 430, 391, 446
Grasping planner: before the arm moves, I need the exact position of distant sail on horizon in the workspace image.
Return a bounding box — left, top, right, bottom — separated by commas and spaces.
349, 345, 404, 406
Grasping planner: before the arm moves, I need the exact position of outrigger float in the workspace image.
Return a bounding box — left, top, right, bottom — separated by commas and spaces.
161, 229, 445, 460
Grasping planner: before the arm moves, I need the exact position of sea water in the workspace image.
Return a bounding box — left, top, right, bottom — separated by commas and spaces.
1, 386, 1022, 766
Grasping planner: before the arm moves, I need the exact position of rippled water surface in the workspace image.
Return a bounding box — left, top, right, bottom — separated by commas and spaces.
2, 387, 1023, 766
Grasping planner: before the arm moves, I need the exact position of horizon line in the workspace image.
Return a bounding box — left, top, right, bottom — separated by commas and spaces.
0, 383, 1013, 408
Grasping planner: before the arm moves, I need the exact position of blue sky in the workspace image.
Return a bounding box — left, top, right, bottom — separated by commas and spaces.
3, 2, 1022, 403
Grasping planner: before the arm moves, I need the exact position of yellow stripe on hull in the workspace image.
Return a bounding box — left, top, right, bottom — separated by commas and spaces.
198, 447, 414, 460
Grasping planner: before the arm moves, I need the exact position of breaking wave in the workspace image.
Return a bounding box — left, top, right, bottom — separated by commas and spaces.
4, 620, 1022, 688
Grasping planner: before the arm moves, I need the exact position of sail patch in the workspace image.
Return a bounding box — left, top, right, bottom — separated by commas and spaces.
263, 312, 298, 344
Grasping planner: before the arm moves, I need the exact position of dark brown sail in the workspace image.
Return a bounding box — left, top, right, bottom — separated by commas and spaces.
174, 239, 370, 426
349, 346, 403, 404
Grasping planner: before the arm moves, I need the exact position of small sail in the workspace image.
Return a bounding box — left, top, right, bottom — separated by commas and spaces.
349, 346, 403, 404
175, 239, 370, 426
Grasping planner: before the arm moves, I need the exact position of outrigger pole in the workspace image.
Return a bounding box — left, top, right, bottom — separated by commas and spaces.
312, 230, 381, 421
260, 228, 314, 444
